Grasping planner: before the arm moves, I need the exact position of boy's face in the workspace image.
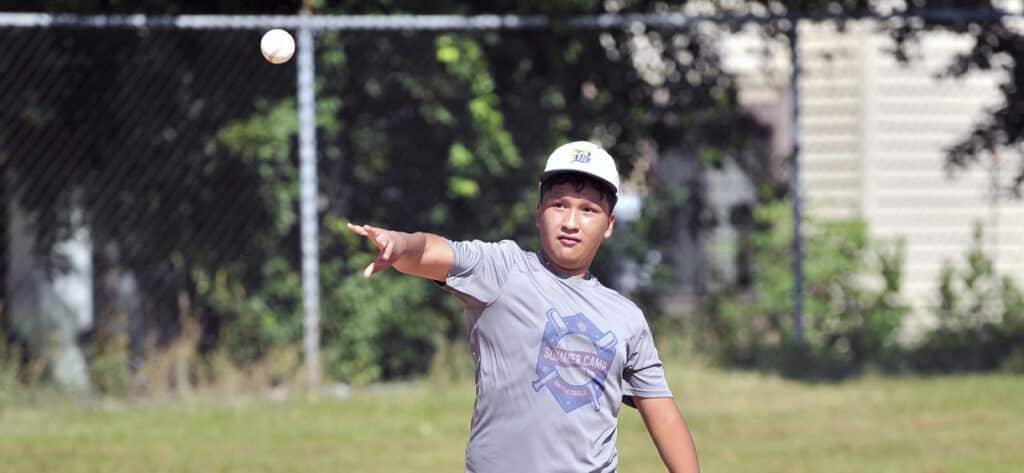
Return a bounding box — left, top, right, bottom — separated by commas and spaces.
535, 180, 616, 278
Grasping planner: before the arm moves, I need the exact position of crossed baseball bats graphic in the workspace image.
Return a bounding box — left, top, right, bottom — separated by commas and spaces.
532, 308, 617, 411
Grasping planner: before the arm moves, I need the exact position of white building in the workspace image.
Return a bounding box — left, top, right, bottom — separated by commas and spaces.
722, 21, 1024, 332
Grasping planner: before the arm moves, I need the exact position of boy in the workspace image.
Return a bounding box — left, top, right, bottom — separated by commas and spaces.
347, 141, 699, 472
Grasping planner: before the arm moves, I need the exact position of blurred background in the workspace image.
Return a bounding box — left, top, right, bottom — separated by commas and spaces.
1, 1, 1023, 472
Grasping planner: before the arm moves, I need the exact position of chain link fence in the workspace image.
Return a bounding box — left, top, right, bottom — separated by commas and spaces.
0, 22, 303, 391
1, 15, 767, 392
2, 12, 1022, 393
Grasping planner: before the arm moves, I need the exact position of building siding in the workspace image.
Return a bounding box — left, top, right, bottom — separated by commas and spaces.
723, 21, 1024, 334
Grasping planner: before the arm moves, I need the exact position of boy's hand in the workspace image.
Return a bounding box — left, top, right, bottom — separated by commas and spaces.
345, 223, 453, 282
347, 223, 403, 278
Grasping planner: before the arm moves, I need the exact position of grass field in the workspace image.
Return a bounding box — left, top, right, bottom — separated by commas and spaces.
1, 358, 1021, 472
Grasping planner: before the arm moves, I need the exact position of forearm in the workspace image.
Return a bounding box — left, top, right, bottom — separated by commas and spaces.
635, 397, 700, 473
345, 223, 453, 281
649, 412, 699, 473
388, 231, 453, 281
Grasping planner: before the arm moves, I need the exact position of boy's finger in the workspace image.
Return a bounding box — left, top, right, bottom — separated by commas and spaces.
346, 222, 368, 236
364, 226, 385, 249
363, 259, 393, 278
381, 237, 394, 262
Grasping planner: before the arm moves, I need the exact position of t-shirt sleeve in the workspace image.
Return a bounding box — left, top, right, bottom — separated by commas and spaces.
444, 239, 521, 305
622, 318, 673, 405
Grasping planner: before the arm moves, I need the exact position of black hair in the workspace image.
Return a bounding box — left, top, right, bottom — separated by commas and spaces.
539, 172, 618, 212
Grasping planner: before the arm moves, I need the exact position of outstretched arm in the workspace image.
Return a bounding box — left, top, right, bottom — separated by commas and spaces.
633, 396, 700, 473
346, 223, 454, 282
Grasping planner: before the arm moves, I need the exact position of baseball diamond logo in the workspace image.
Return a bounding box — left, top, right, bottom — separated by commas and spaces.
532, 308, 618, 413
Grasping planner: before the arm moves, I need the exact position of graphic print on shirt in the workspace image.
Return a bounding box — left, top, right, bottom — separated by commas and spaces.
532, 308, 618, 413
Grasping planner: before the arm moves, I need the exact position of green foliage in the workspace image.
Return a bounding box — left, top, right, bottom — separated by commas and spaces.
907, 224, 1024, 373
435, 33, 522, 203
187, 27, 535, 383
194, 257, 304, 364
0, 331, 19, 401
216, 99, 301, 238
201, 92, 459, 384
708, 200, 909, 378
320, 216, 449, 385
290, 19, 768, 383
8, 0, 1024, 395
195, 100, 305, 364
2, 1, 775, 388
87, 334, 131, 397
321, 273, 442, 385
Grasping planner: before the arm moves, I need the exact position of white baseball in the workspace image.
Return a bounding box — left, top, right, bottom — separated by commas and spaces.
260, 29, 295, 64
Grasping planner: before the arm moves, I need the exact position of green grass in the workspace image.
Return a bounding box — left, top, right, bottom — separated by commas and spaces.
1, 359, 1022, 473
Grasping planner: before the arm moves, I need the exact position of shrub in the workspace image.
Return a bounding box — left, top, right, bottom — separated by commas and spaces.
906, 224, 1024, 373
708, 200, 909, 378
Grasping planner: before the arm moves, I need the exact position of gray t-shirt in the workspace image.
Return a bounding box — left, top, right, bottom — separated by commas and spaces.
444, 239, 673, 473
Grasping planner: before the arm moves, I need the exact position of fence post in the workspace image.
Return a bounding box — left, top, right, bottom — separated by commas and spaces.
297, 9, 321, 389
788, 20, 805, 348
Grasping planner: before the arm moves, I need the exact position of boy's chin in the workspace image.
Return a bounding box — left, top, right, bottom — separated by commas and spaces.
546, 252, 588, 271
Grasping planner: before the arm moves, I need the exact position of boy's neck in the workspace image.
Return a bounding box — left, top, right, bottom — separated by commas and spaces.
539, 251, 592, 280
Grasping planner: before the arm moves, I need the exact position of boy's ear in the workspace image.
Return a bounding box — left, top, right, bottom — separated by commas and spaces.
604, 212, 616, 240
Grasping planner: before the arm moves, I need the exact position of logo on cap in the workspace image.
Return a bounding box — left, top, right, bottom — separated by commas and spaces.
543, 141, 621, 196
571, 149, 592, 164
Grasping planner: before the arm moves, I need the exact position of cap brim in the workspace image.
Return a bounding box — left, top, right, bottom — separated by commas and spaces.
540, 169, 619, 196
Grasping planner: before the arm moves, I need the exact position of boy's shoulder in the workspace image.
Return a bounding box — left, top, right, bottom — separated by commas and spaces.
592, 281, 647, 324
462, 238, 527, 255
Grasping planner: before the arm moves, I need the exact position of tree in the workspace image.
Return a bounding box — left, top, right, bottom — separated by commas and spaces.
887, 1, 1024, 194
216, 0, 775, 382
696, 1, 1024, 193
1, 1, 302, 390
0, 0, 777, 387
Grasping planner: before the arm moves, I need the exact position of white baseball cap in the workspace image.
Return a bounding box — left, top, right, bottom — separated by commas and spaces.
541, 141, 620, 196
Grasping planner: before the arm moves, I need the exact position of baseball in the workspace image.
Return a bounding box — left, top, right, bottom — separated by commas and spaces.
260, 29, 295, 64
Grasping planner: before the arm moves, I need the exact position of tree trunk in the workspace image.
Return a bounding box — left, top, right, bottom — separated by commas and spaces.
6, 190, 93, 393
